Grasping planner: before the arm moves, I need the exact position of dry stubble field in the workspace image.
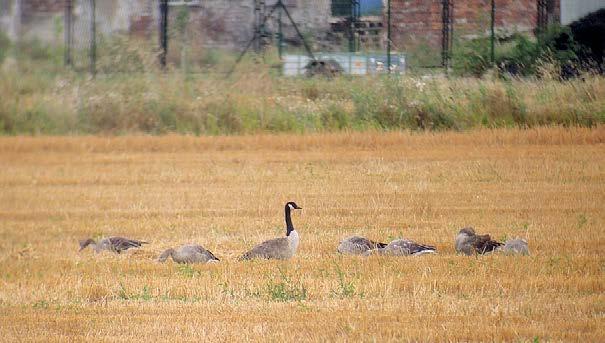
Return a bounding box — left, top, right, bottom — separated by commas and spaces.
0, 128, 604, 342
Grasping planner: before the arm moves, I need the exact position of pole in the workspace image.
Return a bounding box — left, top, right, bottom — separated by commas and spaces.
387, 0, 391, 74
278, 8, 283, 59
159, 0, 168, 69
64, 0, 72, 66
90, 0, 96, 76
490, 0, 495, 65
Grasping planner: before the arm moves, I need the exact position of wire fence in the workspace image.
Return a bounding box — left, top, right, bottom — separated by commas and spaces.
1, 0, 563, 76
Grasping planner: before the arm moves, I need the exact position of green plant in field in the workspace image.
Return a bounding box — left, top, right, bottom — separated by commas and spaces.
266, 269, 307, 302
32, 300, 49, 309
332, 264, 362, 299
117, 283, 153, 301
576, 213, 588, 230
178, 264, 200, 278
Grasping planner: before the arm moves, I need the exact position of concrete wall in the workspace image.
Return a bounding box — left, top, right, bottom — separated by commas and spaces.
560, 0, 605, 24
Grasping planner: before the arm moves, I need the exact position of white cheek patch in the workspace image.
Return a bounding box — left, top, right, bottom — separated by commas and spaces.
288, 203, 294, 210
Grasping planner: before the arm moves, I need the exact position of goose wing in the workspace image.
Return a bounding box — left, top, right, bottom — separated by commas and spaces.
108, 237, 148, 252
338, 236, 386, 254
388, 239, 436, 255
472, 234, 503, 254
502, 238, 529, 255
191, 245, 220, 261
239, 237, 289, 260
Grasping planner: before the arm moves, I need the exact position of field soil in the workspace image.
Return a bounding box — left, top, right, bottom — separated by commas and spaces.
0, 128, 604, 341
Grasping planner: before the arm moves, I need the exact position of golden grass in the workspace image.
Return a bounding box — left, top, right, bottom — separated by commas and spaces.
0, 128, 604, 341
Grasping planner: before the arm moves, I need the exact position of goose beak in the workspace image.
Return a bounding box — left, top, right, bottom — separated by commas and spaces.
295, 206, 302, 210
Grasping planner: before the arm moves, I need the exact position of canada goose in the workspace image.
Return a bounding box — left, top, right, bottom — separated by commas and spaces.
337, 236, 387, 255
239, 201, 302, 260
79, 236, 148, 254
500, 238, 530, 255
455, 227, 503, 255
157, 244, 219, 264
364, 238, 436, 256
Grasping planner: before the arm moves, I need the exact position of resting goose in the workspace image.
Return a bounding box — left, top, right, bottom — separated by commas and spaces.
157, 244, 219, 264
337, 236, 387, 255
239, 201, 302, 260
79, 236, 148, 254
455, 227, 503, 255
364, 238, 436, 256
500, 238, 530, 255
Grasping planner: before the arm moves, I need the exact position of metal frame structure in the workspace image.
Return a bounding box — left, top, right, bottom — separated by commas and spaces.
227, 0, 316, 76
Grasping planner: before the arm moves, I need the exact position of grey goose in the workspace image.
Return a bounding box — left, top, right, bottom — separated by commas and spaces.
455, 227, 503, 255
157, 244, 219, 264
364, 238, 436, 256
239, 202, 302, 260
500, 238, 530, 255
337, 236, 387, 255
79, 236, 148, 254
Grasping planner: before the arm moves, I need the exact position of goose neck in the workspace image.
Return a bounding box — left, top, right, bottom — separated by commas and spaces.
285, 205, 294, 236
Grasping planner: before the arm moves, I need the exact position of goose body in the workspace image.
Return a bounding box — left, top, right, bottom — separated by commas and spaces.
337, 236, 387, 255
239, 202, 302, 260
500, 238, 530, 255
79, 236, 148, 254
364, 238, 436, 256
455, 227, 503, 255
157, 244, 219, 264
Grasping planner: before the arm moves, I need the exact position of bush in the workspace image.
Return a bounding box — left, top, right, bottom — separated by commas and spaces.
453, 25, 582, 78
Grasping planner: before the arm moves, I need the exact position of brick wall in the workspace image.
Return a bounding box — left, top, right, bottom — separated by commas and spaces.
388, 0, 557, 53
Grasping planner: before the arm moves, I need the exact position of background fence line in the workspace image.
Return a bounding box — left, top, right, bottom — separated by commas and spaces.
2, 0, 565, 75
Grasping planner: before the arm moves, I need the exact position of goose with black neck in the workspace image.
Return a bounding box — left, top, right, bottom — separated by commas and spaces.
239, 202, 302, 260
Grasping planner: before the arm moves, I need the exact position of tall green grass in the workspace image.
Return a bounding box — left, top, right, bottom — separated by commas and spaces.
0, 47, 603, 135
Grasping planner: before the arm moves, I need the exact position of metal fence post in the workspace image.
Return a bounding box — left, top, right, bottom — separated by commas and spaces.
387, 0, 391, 74
159, 0, 168, 69
64, 0, 72, 66
90, 0, 96, 76
490, 0, 495, 65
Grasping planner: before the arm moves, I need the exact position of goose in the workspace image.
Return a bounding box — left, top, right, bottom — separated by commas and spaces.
337, 236, 387, 255
239, 201, 302, 260
500, 238, 530, 255
157, 244, 219, 264
364, 238, 436, 256
455, 227, 503, 255
79, 236, 148, 254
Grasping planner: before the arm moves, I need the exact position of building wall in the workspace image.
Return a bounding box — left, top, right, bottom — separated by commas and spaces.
388, 0, 542, 54
560, 0, 605, 25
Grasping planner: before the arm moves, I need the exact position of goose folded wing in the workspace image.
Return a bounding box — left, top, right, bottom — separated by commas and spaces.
473, 234, 503, 254
193, 245, 219, 261
241, 238, 289, 260
109, 237, 147, 250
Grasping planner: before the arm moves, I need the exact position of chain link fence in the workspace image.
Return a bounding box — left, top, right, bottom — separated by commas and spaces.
1, 0, 565, 75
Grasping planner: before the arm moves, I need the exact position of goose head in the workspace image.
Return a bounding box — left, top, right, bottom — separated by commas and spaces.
458, 227, 476, 236
286, 202, 302, 211
79, 238, 96, 251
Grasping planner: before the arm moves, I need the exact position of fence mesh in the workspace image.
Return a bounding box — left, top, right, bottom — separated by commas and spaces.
1, 0, 562, 75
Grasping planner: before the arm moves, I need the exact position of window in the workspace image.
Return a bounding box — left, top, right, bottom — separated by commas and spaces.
168, 0, 201, 6
331, 0, 382, 17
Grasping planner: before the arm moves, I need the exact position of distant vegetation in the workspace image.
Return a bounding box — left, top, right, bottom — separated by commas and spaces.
0, 29, 604, 135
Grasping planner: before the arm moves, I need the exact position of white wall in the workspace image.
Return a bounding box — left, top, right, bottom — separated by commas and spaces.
560, 0, 605, 25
